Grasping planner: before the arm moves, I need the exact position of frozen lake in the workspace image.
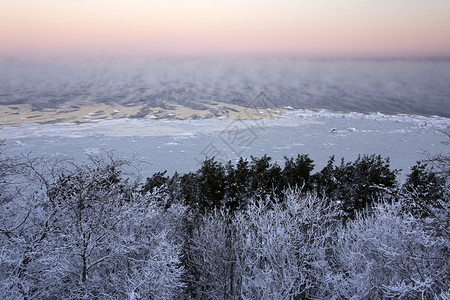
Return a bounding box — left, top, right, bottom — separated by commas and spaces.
1, 110, 448, 181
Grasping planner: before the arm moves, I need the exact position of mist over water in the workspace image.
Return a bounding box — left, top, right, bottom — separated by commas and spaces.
1, 56, 449, 178
1, 56, 449, 117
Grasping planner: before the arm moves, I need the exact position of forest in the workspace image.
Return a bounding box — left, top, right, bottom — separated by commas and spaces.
0, 135, 449, 299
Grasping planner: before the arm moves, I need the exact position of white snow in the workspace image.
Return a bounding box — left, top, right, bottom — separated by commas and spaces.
0, 109, 448, 178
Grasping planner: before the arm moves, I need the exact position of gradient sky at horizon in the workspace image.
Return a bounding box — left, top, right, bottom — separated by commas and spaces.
1, 0, 450, 57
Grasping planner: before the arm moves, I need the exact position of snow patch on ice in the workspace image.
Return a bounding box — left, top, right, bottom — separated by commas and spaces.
284, 109, 449, 129
0, 109, 448, 140
84, 148, 101, 155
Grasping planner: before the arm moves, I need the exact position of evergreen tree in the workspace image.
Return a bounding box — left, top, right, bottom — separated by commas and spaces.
402, 162, 446, 217
249, 155, 282, 198
224, 158, 250, 211
313, 155, 337, 201
141, 170, 169, 194
282, 154, 315, 191
197, 157, 226, 211
315, 154, 397, 219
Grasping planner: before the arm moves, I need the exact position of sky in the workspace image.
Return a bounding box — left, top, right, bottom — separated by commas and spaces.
1, 0, 450, 57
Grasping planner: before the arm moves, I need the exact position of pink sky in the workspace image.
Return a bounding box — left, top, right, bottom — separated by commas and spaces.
1, 0, 450, 57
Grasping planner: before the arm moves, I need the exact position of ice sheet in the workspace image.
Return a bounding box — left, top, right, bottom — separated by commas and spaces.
1, 110, 448, 180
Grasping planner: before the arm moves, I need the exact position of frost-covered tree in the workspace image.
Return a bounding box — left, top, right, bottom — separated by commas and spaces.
0, 153, 186, 299
329, 200, 449, 299
400, 127, 449, 218
401, 161, 446, 218
185, 189, 339, 299
114, 194, 186, 300
233, 190, 339, 299
0, 152, 73, 299
183, 209, 236, 298
2, 147, 449, 299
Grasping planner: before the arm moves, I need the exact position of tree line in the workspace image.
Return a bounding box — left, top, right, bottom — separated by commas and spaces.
143, 153, 444, 220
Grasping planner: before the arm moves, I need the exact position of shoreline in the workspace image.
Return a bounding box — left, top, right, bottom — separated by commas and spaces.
2, 102, 450, 129
1, 103, 449, 128
0, 102, 287, 127
0, 104, 448, 140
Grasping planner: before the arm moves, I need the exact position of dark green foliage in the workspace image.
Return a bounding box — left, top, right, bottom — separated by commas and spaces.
248, 155, 282, 197
146, 154, 401, 218
197, 157, 226, 210
176, 156, 284, 213
314, 154, 398, 219
313, 156, 337, 200
166, 171, 183, 204
141, 170, 169, 193
402, 162, 445, 217
224, 158, 250, 211
179, 158, 227, 213
140, 170, 177, 207
282, 154, 315, 191
406, 162, 442, 197
180, 172, 200, 210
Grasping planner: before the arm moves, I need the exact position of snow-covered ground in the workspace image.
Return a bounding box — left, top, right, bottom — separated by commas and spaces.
1, 109, 448, 180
